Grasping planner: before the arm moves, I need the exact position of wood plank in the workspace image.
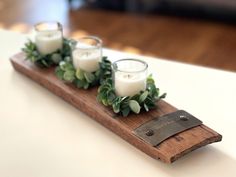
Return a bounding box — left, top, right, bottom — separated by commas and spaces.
10, 52, 222, 163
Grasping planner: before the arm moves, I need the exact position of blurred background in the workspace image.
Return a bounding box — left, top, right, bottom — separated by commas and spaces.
0, 0, 236, 71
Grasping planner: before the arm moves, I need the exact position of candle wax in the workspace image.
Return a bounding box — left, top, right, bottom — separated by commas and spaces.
35, 30, 62, 55
72, 49, 101, 73
115, 72, 146, 97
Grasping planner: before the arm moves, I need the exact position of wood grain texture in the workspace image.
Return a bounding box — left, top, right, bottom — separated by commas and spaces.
10, 53, 222, 163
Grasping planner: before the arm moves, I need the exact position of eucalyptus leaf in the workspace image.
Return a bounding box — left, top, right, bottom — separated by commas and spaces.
129, 100, 141, 114
64, 56, 71, 62
61, 61, 74, 71
97, 91, 108, 102
84, 72, 95, 83
147, 75, 155, 84
55, 67, 64, 80
121, 96, 129, 102
30, 56, 36, 62
95, 70, 101, 77
63, 70, 75, 82
65, 62, 74, 70
102, 99, 109, 106
112, 103, 120, 113
108, 92, 116, 104
121, 107, 130, 117
51, 53, 62, 64
130, 94, 139, 101
75, 79, 86, 88
159, 93, 167, 99
144, 103, 149, 112
139, 91, 149, 103
83, 82, 89, 89
32, 51, 38, 57
75, 68, 84, 80
145, 99, 156, 109
148, 84, 157, 97
59, 61, 67, 71
41, 60, 49, 67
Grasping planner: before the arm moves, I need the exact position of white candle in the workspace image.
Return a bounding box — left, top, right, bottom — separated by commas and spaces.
113, 59, 148, 97
115, 72, 146, 97
72, 48, 101, 73
72, 36, 102, 73
35, 30, 63, 55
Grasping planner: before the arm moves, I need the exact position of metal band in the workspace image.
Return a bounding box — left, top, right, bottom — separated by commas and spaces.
134, 110, 203, 146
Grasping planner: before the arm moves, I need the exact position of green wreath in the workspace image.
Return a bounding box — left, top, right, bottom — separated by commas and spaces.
55, 57, 112, 89
97, 61, 166, 117
22, 38, 75, 68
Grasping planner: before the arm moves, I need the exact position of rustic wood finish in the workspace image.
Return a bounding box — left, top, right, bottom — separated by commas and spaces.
10, 53, 222, 163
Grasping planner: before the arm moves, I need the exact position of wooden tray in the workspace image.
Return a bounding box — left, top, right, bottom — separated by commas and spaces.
10, 53, 222, 163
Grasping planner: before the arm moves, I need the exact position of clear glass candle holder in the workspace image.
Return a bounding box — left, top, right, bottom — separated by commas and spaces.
34, 21, 63, 55
112, 59, 148, 97
72, 36, 102, 73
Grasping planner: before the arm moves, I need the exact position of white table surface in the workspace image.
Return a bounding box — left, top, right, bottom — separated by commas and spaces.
0, 29, 236, 177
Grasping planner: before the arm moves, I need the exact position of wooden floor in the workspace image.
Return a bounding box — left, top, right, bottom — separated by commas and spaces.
0, 0, 236, 71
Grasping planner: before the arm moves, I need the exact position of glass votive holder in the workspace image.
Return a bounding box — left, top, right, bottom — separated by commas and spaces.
112, 59, 148, 97
72, 36, 102, 73
34, 21, 63, 55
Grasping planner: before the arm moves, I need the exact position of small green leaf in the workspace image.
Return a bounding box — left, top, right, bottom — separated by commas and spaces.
75, 79, 86, 88
30, 56, 36, 62
83, 82, 89, 89
145, 97, 156, 109
32, 51, 38, 57
147, 75, 155, 84
107, 92, 116, 104
84, 72, 95, 83
148, 84, 157, 97
121, 96, 129, 102
95, 70, 101, 77
60, 61, 74, 71
59, 61, 67, 71
144, 103, 149, 112
102, 99, 109, 106
159, 93, 167, 99
139, 91, 149, 103
63, 70, 75, 82
97, 91, 105, 102
121, 107, 130, 117
129, 100, 141, 114
112, 103, 120, 113
64, 56, 71, 62
75, 68, 84, 80
51, 53, 62, 64
104, 71, 111, 75
55, 67, 64, 80
41, 60, 49, 67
